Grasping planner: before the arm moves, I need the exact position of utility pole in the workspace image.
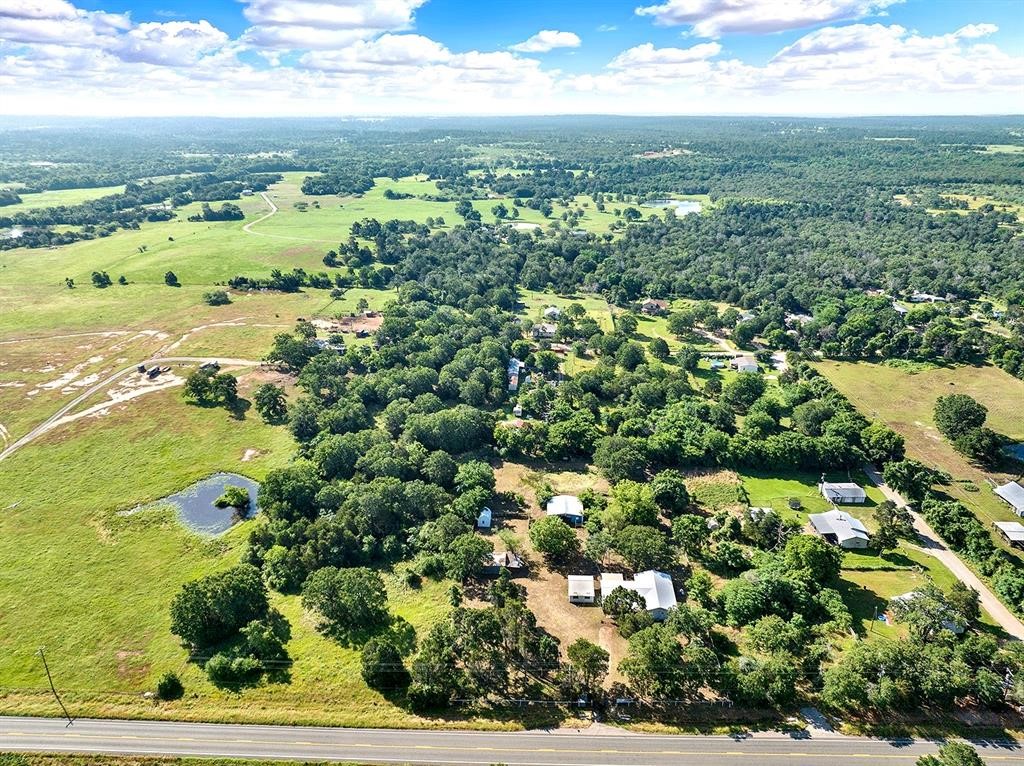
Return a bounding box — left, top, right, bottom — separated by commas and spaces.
38, 647, 73, 727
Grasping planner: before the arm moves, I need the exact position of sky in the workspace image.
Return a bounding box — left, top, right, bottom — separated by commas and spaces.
1, 0, 1022, 117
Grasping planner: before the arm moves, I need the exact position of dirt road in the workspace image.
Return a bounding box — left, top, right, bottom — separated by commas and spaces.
0, 356, 260, 463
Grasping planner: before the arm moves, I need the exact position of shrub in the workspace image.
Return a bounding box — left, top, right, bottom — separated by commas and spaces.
156, 671, 184, 700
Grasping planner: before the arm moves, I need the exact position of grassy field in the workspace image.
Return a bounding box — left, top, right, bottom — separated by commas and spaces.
816, 361, 1024, 539
4, 184, 127, 211
0, 385, 519, 728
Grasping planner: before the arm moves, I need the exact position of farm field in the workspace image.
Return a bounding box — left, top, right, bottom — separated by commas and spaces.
816, 360, 1024, 559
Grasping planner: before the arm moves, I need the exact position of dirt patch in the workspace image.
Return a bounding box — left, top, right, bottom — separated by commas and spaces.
115, 649, 150, 683
313, 313, 384, 335
241, 448, 265, 462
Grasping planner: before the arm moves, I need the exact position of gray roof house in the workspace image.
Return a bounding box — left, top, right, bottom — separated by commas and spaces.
809, 510, 870, 549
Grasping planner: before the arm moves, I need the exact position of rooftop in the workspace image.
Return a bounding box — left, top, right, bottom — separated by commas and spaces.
809, 510, 870, 545
995, 521, 1024, 542
547, 495, 584, 518
995, 481, 1024, 513
600, 570, 677, 613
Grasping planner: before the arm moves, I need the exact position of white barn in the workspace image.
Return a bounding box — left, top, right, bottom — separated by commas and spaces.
819, 481, 867, 504
994, 481, 1024, 517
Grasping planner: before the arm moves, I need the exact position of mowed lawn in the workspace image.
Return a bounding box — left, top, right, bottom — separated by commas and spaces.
0, 389, 492, 728
816, 361, 1024, 539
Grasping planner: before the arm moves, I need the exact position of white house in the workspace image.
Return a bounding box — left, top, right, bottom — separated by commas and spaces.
567, 575, 596, 604
476, 507, 492, 529
600, 570, 677, 621
731, 356, 758, 373
543, 306, 562, 320
546, 495, 585, 526
532, 322, 557, 340
909, 292, 947, 303
809, 510, 870, 549
640, 298, 669, 316
994, 480, 1024, 517
819, 481, 867, 504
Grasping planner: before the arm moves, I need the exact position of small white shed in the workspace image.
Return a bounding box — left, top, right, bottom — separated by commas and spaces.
568, 575, 595, 604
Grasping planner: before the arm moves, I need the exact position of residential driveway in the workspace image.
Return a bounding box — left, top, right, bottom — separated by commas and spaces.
863, 464, 1024, 640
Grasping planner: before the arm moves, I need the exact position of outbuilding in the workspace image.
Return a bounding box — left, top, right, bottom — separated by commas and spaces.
809, 510, 870, 549
994, 480, 1024, 517
546, 495, 585, 526
476, 507, 492, 529
568, 575, 596, 604
819, 481, 867, 504
995, 521, 1024, 548
731, 356, 758, 373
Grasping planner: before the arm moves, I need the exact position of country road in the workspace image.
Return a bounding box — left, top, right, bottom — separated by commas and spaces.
0, 717, 1021, 765
242, 191, 335, 243
863, 464, 1024, 640
0, 356, 260, 463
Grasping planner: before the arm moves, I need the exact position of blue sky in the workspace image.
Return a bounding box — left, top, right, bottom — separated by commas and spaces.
2, 0, 1022, 116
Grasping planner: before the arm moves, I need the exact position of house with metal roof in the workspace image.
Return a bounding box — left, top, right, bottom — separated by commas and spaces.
995, 521, 1024, 548
600, 570, 678, 621
809, 510, 870, 549
546, 495, 585, 526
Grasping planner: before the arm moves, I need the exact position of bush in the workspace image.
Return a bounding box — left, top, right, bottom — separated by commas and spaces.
529, 516, 580, 561
203, 290, 231, 306
156, 671, 184, 700
215, 485, 250, 509
361, 636, 410, 691
205, 653, 263, 687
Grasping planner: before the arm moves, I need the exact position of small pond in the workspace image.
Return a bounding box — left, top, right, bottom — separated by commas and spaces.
147, 472, 260, 535
641, 199, 702, 216
1005, 443, 1024, 462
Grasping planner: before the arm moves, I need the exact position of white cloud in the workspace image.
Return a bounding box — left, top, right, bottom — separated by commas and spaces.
597, 24, 618, 32
114, 20, 229, 66
509, 29, 580, 53
634, 0, 902, 37
239, 0, 427, 50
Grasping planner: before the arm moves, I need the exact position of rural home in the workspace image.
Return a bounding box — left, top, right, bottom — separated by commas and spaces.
640, 298, 669, 316
994, 480, 1024, 517
909, 292, 947, 303
731, 356, 758, 373
600, 571, 678, 621
995, 521, 1024, 548
546, 495, 585, 526
567, 575, 595, 604
532, 322, 557, 340
809, 510, 870, 549
483, 551, 525, 576
507, 358, 526, 392
891, 591, 965, 634
892, 303, 909, 315
543, 306, 562, 320
819, 481, 867, 504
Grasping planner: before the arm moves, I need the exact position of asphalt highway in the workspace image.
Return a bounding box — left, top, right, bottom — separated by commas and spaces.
1, 716, 1022, 765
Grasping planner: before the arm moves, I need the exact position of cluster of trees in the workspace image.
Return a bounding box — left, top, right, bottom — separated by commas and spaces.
933, 393, 1004, 468
169, 564, 291, 687
0, 189, 21, 206
182, 368, 238, 409
188, 202, 244, 222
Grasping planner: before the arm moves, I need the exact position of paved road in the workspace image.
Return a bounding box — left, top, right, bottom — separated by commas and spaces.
0, 356, 260, 463
0, 717, 1021, 765
863, 464, 1024, 640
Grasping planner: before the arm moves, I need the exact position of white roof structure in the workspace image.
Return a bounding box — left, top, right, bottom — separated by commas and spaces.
476, 507, 492, 528
567, 575, 595, 600
547, 495, 584, 519
600, 570, 677, 614
809, 510, 870, 547
995, 481, 1024, 516
532, 322, 558, 337
820, 482, 867, 502
543, 306, 562, 319
995, 521, 1024, 543
732, 356, 758, 372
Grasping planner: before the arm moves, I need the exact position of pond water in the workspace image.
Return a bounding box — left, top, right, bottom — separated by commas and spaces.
641, 199, 702, 216
147, 472, 260, 535
1005, 444, 1024, 461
